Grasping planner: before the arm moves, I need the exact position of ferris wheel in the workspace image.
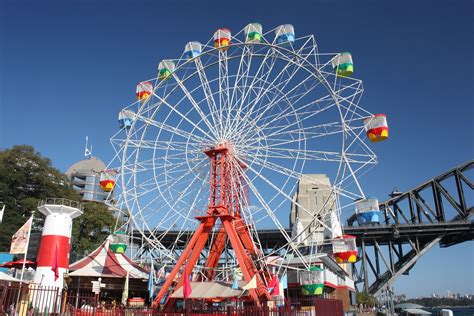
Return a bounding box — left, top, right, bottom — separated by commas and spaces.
108, 23, 388, 304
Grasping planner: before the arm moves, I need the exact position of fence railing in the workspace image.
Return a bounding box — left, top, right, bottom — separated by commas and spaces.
0, 284, 343, 316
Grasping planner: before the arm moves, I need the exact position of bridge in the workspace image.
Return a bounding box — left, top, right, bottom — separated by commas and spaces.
133, 160, 473, 295
347, 160, 473, 295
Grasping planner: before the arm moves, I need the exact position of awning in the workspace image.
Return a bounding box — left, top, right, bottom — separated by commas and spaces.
170, 281, 246, 299
0, 271, 24, 282
0, 259, 36, 269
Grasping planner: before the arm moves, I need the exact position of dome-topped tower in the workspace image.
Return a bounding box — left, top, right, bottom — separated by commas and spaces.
66, 156, 109, 203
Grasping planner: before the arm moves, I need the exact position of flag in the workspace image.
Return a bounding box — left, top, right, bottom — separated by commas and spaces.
268, 275, 280, 296
278, 275, 286, 299
183, 265, 192, 299
148, 259, 155, 300
242, 275, 257, 290
157, 266, 166, 279
51, 243, 60, 281
122, 271, 129, 306
0, 204, 5, 223
232, 270, 239, 290
10, 217, 32, 254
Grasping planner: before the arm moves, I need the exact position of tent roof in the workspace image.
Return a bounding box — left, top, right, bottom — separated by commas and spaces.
171, 281, 245, 299
69, 237, 147, 279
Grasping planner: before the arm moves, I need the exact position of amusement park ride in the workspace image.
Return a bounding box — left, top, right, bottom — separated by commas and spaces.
105, 22, 391, 307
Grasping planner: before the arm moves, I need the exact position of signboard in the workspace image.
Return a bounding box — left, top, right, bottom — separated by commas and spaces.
91, 278, 106, 294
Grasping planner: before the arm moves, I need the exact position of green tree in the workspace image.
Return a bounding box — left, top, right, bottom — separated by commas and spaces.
0, 145, 79, 251
71, 201, 116, 262
0, 145, 116, 260
357, 292, 378, 307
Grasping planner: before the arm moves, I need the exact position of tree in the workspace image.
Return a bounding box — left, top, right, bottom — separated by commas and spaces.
0, 145, 116, 260
0, 145, 79, 251
71, 201, 116, 261
357, 292, 378, 307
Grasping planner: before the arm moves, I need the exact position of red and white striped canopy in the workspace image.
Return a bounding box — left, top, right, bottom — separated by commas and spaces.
69, 237, 147, 279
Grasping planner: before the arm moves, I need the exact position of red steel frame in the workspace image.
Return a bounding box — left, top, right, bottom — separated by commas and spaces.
152, 143, 271, 308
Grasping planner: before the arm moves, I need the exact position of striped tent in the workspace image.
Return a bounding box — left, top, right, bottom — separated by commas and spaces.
69, 237, 147, 279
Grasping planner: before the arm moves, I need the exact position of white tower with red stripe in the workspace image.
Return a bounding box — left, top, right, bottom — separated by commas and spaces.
34, 198, 82, 288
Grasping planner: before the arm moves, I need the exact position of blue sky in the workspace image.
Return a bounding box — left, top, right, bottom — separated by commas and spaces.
1, 0, 473, 297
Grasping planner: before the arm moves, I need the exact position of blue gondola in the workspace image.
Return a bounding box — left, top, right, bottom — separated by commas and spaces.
184, 42, 202, 59
118, 109, 135, 130
275, 24, 295, 45
355, 198, 380, 225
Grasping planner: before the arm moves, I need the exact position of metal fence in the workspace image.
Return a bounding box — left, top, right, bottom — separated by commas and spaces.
0, 284, 343, 316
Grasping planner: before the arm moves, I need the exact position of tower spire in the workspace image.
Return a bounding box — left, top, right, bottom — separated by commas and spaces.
84, 136, 93, 159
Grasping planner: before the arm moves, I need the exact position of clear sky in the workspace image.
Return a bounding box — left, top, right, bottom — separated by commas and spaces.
1, 0, 473, 297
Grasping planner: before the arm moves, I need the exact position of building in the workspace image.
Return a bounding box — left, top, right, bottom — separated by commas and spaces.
290, 174, 342, 246
65, 156, 112, 203
288, 174, 355, 312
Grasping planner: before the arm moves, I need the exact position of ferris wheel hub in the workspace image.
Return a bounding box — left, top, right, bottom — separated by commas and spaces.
203, 140, 234, 157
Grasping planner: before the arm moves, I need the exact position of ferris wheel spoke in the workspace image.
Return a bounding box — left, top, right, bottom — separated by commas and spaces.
242, 124, 344, 150
228, 49, 279, 134
152, 171, 208, 236
247, 160, 336, 234
255, 82, 330, 130
217, 50, 231, 140
228, 46, 250, 114
195, 58, 221, 137
228, 46, 255, 134
134, 114, 209, 146
172, 73, 220, 139
120, 158, 191, 176
246, 146, 373, 164
150, 93, 215, 142
234, 62, 319, 140
123, 139, 198, 152
246, 155, 358, 201
232, 53, 302, 135
234, 163, 311, 268
244, 95, 336, 139
239, 68, 322, 138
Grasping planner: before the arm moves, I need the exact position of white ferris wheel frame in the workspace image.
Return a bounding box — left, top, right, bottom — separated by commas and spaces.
107, 24, 379, 271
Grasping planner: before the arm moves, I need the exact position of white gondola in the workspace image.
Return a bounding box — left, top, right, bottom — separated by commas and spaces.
244, 23, 263, 43
213, 28, 231, 50
136, 81, 153, 100
158, 60, 176, 80
331, 52, 353, 77
333, 235, 357, 263
100, 169, 117, 192
364, 114, 389, 142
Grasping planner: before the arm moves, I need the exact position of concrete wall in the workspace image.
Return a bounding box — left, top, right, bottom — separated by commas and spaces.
290, 174, 341, 245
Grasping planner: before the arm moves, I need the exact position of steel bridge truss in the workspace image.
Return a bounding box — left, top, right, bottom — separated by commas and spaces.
346, 160, 473, 295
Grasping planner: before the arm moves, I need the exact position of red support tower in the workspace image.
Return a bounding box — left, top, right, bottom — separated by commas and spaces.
152, 142, 271, 308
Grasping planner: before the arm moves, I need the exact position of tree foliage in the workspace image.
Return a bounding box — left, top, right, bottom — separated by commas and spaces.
0, 145, 116, 260
71, 201, 115, 262
401, 297, 474, 307
357, 292, 378, 307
